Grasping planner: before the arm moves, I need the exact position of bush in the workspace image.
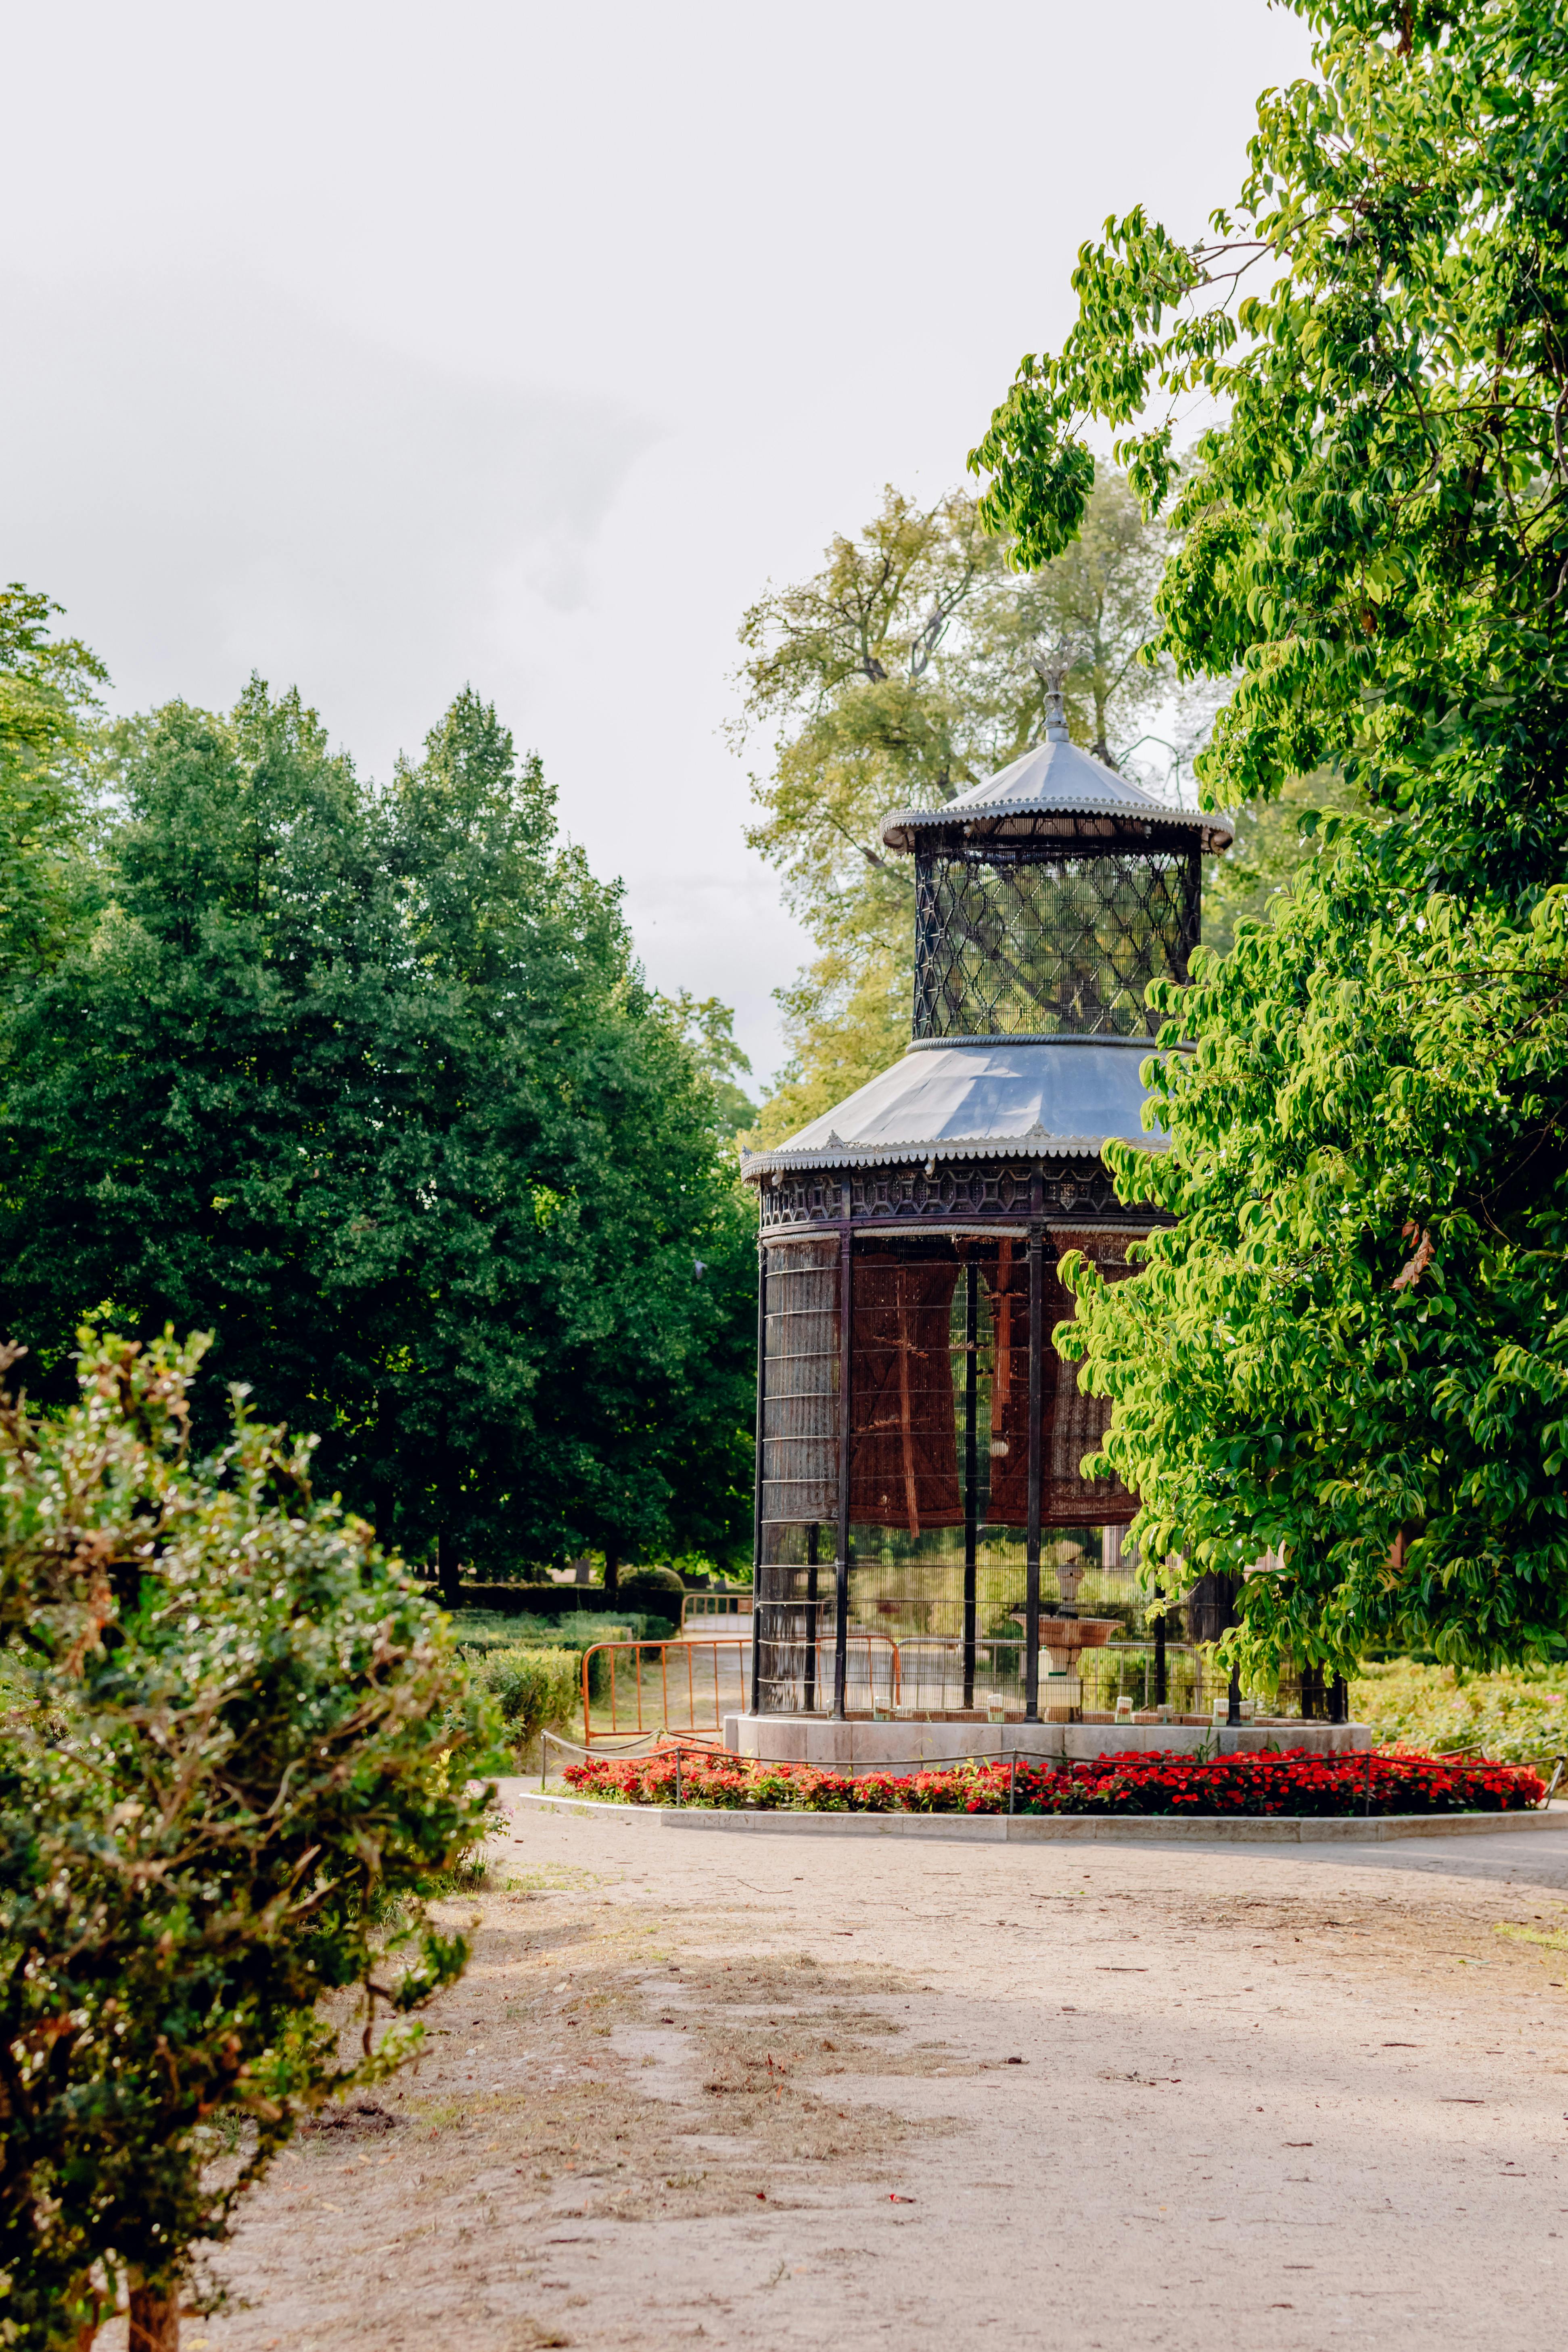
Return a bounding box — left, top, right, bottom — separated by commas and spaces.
617, 1564, 686, 1607
469, 1645, 580, 1753
454, 1612, 677, 1713
1351, 1658, 1568, 1767
0, 1334, 502, 2351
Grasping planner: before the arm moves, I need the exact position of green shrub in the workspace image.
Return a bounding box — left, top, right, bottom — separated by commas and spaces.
449, 1608, 560, 1650
1351, 1658, 1568, 1767
471, 1645, 581, 1752
450, 1612, 679, 1721
552, 1607, 675, 1645
618, 1564, 686, 1606
0, 1333, 502, 2352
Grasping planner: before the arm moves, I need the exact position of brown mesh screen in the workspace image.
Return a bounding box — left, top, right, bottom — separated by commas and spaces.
985, 1230, 1138, 1528
847, 1255, 962, 1534
761, 1237, 839, 1528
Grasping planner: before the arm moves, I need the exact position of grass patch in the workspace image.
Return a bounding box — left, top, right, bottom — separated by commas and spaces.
504, 1863, 600, 1896
1495, 1920, 1568, 1953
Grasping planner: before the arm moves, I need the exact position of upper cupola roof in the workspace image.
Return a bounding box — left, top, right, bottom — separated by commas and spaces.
880, 716, 1233, 855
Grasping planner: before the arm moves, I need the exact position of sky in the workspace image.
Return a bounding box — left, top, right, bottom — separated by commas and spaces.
1, 0, 1313, 1091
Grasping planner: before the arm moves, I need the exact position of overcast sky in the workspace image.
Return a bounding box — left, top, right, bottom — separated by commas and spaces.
2, 0, 1311, 1089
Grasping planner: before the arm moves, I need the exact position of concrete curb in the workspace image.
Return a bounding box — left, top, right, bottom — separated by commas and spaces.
511, 1790, 1568, 1845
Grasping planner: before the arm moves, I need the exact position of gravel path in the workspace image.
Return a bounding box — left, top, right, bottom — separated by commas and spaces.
173, 1791, 1568, 2352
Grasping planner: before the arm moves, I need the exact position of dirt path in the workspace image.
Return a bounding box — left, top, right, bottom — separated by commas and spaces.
172, 1794, 1568, 2352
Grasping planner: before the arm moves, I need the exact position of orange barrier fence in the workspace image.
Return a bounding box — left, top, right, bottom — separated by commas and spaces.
578, 1634, 901, 1746
581, 1639, 748, 1747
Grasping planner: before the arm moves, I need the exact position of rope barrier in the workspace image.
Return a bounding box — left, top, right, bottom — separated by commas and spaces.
535, 1727, 1246, 1783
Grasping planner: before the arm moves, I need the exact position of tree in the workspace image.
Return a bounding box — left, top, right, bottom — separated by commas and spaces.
663, 991, 757, 1140
735, 481, 1172, 1141
970, 0, 1568, 1675
0, 585, 107, 985
0, 677, 755, 1584
0, 1331, 497, 2351
1201, 767, 1367, 958
364, 694, 756, 1583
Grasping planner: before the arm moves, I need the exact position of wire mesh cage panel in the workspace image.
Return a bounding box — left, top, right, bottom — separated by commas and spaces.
756, 1237, 839, 1712
912, 837, 1200, 1039
849, 1249, 962, 1530
755, 1227, 1142, 1714
988, 1230, 1139, 1527
761, 1237, 838, 1528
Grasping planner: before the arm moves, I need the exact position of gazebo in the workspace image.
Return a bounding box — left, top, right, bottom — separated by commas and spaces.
737, 692, 1244, 1754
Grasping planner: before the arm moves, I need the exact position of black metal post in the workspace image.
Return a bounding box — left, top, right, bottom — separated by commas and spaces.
804, 1524, 819, 1713
1227, 1661, 1243, 1728
912, 852, 939, 1038
1154, 1582, 1167, 1707
1024, 1229, 1044, 1723
833, 1189, 854, 1720
749, 1240, 767, 1718
962, 1262, 978, 1710
1329, 1673, 1348, 1725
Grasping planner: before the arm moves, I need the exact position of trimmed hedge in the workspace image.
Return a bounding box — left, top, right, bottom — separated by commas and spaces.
432, 1581, 686, 1625
617, 1565, 687, 1602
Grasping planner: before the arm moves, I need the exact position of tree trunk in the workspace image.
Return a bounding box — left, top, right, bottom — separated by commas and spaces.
372, 1389, 394, 1549
127, 2283, 180, 2352
603, 1548, 619, 1597
438, 1523, 460, 1610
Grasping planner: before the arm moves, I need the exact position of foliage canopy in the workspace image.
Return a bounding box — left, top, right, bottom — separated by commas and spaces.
0, 675, 755, 1578
970, 0, 1568, 1674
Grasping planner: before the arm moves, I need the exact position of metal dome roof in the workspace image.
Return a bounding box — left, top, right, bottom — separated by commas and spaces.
880, 723, 1233, 854
739, 1034, 1171, 1178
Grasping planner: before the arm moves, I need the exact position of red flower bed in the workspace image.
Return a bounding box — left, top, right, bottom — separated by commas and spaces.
560, 1746, 1544, 1817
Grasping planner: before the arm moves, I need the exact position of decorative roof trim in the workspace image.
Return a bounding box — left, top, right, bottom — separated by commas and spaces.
884, 792, 1213, 829
738, 1126, 1164, 1181
905, 1031, 1169, 1054
880, 797, 1230, 849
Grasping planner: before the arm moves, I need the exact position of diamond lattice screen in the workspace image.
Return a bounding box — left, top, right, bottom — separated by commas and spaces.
914, 843, 1199, 1038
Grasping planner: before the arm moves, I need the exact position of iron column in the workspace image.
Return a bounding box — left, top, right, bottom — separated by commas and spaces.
833, 1184, 854, 1720
962, 1261, 978, 1711
1024, 1229, 1044, 1723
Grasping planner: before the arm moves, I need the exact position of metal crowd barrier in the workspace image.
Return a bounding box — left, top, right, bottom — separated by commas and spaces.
577, 1632, 900, 1745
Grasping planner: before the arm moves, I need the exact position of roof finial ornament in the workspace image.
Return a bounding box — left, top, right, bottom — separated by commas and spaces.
1030, 639, 1080, 744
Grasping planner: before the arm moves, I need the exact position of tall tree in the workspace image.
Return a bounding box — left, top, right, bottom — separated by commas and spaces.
1200, 767, 1367, 958
735, 480, 1171, 1140
970, 0, 1568, 1674
0, 585, 107, 984
0, 677, 755, 1581
663, 990, 758, 1139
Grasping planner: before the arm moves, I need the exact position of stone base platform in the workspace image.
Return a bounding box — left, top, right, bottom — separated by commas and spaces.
518, 1790, 1560, 1844
722, 1712, 1372, 1771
